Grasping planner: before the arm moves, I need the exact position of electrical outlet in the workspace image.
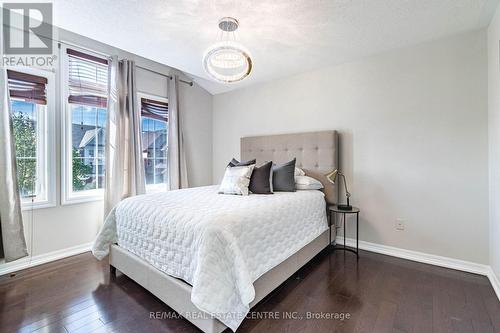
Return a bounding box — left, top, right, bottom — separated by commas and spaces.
395, 218, 405, 231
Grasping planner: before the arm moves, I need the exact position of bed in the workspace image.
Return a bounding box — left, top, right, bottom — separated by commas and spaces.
92, 130, 339, 333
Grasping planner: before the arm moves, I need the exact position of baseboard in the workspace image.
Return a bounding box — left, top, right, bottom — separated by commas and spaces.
487, 267, 500, 301
335, 236, 500, 300
0, 242, 92, 276
335, 236, 490, 275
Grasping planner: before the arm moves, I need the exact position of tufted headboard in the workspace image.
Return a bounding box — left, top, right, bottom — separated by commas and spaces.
241, 131, 339, 204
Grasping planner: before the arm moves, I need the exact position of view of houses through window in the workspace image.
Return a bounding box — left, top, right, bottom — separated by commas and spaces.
140, 96, 169, 192
142, 117, 168, 186
71, 105, 107, 192
65, 47, 109, 199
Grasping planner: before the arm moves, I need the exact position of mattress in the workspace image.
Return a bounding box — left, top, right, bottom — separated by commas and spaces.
92, 185, 328, 331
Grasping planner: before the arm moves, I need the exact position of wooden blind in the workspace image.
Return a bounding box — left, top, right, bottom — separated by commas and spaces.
7, 70, 48, 105
141, 98, 168, 121
67, 48, 109, 108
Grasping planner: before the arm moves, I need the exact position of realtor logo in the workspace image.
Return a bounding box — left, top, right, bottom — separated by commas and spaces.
2, 3, 53, 54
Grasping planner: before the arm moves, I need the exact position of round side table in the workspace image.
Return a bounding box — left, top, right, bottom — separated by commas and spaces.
328, 206, 360, 257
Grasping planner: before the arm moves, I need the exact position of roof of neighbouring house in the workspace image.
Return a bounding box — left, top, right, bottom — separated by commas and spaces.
142, 130, 167, 152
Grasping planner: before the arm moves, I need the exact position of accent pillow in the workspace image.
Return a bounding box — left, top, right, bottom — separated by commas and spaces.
249, 161, 273, 194
227, 158, 256, 167
219, 165, 255, 195
295, 175, 324, 190
272, 158, 296, 192
295, 167, 306, 176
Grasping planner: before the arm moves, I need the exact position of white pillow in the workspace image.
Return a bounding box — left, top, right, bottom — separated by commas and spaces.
295, 175, 323, 190
219, 165, 255, 195
294, 167, 306, 176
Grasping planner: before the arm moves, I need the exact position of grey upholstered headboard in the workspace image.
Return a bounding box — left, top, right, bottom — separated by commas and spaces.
241, 131, 339, 204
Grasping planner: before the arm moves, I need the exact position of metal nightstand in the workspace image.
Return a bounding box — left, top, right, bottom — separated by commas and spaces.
328, 206, 360, 257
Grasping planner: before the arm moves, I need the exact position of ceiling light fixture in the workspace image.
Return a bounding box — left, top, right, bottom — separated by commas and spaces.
203, 17, 252, 83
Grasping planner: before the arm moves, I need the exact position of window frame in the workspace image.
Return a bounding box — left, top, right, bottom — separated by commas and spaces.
60, 44, 110, 205
138, 92, 169, 194
7, 66, 56, 210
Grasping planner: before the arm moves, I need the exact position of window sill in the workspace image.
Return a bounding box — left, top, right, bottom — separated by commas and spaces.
21, 201, 56, 211
61, 195, 104, 206
62, 189, 104, 206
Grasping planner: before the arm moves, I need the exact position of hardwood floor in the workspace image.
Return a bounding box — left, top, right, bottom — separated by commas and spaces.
1, 248, 499, 333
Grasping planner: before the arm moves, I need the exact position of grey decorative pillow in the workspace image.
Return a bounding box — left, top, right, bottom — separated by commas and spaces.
273, 158, 296, 192
228, 158, 256, 167
249, 161, 273, 194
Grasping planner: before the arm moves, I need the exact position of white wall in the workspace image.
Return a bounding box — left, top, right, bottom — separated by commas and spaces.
488, 6, 500, 284
13, 27, 213, 261
179, 81, 213, 187
213, 30, 489, 264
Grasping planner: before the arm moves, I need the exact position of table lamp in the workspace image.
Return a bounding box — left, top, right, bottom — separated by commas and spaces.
325, 169, 352, 211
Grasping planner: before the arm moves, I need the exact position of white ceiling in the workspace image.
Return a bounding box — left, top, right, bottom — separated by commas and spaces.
53, 0, 498, 95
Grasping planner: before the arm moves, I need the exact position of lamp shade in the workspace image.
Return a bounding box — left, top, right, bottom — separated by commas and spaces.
326, 169, 339, 184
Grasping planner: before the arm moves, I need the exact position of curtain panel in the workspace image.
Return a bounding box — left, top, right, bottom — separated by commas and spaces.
0, 69, 28, 262
104, 58, 145, 216
167, 75, 188, 190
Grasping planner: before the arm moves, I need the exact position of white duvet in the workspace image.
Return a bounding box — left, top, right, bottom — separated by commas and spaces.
92, 185, 327, 331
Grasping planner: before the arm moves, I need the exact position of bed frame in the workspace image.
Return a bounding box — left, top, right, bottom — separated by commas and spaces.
109, 130, 339, 333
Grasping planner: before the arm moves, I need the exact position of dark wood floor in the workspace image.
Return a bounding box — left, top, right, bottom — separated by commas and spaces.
1, 248, 499, 333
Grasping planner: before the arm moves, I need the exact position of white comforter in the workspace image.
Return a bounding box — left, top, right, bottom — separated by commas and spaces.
92, 186, 327, 331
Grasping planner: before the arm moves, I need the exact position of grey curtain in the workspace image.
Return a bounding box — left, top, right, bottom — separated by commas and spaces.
167, 75, 188, 190
0, 68, 28, 262
104, 58, 145, 216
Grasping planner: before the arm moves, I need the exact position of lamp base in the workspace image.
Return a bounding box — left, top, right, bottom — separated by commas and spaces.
337, 204, 353, 211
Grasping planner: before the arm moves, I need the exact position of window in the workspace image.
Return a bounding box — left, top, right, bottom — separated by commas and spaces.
7, 68, 55, 209
139, 94, 168, 193
62, 47, 109, 203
